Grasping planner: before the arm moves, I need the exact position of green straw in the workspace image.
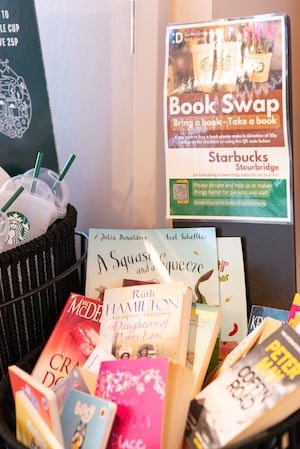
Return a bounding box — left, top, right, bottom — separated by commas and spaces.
52, 154, 76, 192
1, 186, 24, 213
30, 151, 44, 193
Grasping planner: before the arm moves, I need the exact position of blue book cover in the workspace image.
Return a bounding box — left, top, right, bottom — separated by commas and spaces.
60, 389, 117, 449
247, 304, 289, 334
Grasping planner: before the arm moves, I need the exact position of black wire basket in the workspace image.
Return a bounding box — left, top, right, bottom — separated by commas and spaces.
0, 204, 88, 379
0, 203, 88, 449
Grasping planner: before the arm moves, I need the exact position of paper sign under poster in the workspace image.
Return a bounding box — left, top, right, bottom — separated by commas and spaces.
0, 0, 58, 175
164, 13, 292, 223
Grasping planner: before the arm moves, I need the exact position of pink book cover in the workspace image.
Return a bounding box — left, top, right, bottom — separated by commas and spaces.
95, 357, 169, 449
31, 293, 102, 387
288, 293, 300, 328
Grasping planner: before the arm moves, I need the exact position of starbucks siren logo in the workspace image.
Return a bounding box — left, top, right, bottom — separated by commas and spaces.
6, 211, 30, 246
0, 59, 32, 138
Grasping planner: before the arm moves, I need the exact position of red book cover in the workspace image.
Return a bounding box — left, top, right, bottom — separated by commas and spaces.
31, 293, 102, 387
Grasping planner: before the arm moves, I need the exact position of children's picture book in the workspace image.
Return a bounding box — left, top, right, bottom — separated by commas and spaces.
248, 304, 289, 334
15, 390, 64, 449
96, 356, 194, 449
187, 303, 222, 396
99, 281, 193, 365
206, 317, 282, 385
31, 293, 102, 387
8, 364, 63, 443
288, 292, 300, 330
52, 366, 90, 414
217, 237, 248, 352
185, 323, 300, 449
85, 227, 220, 306
60, 389, 117, 449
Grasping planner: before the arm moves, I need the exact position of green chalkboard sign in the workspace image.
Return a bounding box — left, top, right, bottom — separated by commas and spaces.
0, 0, 58, 175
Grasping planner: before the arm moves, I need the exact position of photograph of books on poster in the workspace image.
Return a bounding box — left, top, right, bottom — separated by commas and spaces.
164, 14, 292, 223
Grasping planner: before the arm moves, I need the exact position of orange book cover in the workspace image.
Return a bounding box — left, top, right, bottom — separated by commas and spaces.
31, 293, 102, 387
8, 364, 63, 443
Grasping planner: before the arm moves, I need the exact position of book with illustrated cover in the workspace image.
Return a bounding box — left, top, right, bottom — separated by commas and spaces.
288, 293, 300, 330
52, 366, 90, 414
187, 303, 222, 396
60, 389, 117, 449
85, 227, 220, 306
217, 237, 248, 356
185, 323, 300, 449
15, 390, 63, 449
31, 293, 102, 387
8, 364, 63, 443
99, 281, 193, 365
248, 304, 289, 334
96, 356, 194, 449
206, 316, 282, 385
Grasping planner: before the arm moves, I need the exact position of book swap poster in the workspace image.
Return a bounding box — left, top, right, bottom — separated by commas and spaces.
164, 14, 292, 223
0, 0, 58, 175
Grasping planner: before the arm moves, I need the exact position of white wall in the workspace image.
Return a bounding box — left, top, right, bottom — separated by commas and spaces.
35, 0, 169, 233
170, 0, 212, 22
35, 0, 300, 294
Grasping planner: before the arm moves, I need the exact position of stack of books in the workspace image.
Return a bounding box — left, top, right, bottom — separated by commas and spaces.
8, 228, 300, 449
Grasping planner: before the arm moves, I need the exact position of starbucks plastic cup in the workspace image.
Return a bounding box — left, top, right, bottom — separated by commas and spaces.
0, 175, 58, 250
24, 167, 69, 219
0, 210, 9, 253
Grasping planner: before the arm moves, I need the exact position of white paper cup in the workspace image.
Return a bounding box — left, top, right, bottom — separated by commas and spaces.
24, 167, 69, 219
216, 41, 242, 91
0, 176, 58, 249
191, 43, 215, 92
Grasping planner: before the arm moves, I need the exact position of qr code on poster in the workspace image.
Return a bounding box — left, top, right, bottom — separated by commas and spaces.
173, 183, 188, 201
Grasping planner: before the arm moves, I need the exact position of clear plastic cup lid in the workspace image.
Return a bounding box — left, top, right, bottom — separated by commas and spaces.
0, 175, 55, 203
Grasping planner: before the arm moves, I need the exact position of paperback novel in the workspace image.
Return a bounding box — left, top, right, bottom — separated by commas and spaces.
185, 323, 300, 449
99, 281, 193, 366
31, 293, 102, 387
248, 304, 289, 334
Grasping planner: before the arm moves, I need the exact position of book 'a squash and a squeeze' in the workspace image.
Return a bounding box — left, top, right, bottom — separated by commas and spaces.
85, 227, 220, 306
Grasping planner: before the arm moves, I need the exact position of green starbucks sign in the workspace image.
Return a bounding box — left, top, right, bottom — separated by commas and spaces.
0, 1, 58, 175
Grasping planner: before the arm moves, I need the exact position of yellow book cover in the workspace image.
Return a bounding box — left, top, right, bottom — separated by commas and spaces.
15, 390, 63, 449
